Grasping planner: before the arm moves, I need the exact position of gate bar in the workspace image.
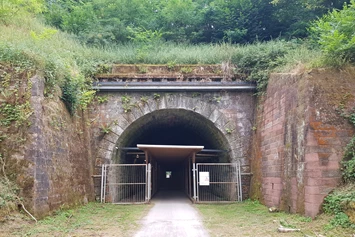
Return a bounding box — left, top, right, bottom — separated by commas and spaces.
100, 164, 105, 203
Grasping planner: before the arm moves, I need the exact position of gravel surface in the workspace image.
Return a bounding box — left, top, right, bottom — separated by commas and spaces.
134, 190, 209, 237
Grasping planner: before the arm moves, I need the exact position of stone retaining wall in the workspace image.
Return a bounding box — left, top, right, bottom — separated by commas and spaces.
251, 68, 355, 217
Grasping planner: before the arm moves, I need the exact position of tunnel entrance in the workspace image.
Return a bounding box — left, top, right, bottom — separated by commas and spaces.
101, 109, 242, 203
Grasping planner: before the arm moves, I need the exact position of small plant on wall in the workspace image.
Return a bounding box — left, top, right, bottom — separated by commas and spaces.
140, 96, 148, 104
100, 124, 112, 134
121, 95, 133, 113
153, 93, 160, 100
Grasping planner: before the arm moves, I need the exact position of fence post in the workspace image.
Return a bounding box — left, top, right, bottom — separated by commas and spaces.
147, 163, 152, 202
193, 163, 197, 202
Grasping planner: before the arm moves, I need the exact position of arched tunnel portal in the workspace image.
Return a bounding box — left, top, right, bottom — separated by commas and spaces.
106, 109, 234, 201
114, 108, 231, 164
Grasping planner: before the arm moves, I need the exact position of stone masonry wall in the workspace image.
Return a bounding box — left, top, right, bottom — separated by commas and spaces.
251, 68, 355, 217
25, 76, 94, 218
89, 91, 256, 200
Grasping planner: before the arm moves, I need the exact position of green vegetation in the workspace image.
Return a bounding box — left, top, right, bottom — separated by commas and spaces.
323, 96, 355, 229
310, 0, 355, 65
323, 185, 355, 229
197, 200, 355, 236
43, 0, 346, 45
8, 202, 151, 236
0, 64, 33, 217
1, 0, 355, 230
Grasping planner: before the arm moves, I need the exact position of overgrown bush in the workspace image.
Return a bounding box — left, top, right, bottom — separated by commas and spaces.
231, 40, 299, 91
343, 136, 355, 182
309, 0, 355, 65
323, 185, 355, 228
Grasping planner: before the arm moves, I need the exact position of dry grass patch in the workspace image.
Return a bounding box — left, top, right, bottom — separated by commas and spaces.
196, 200, 355, 237
0, 202, 151, 237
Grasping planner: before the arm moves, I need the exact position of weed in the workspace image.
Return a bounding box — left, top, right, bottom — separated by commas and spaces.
121, 95, 133, 113
137, 65, 148, 74
167, 61, 176, 71
213, 96, 222, 103
323, 184, 355, 228
96, 95, 109, 104
180, 67, 192, 74
79, 90, 96, 110
192, 92, 201, 98
153, 93, 160, 100
225, 128, 232, 134
140, 96, 148, 104
100, 124, 112, 134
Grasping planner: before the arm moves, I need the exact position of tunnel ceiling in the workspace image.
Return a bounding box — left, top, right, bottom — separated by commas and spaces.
117, 109, 230, 151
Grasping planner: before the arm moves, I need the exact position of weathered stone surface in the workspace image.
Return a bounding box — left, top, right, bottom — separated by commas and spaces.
92, 91, 256, 177
251, 68, 355, 218
25, 76, 94, 218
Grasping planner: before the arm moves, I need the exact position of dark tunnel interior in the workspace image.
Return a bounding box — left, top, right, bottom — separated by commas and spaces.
111, 109, 232, 201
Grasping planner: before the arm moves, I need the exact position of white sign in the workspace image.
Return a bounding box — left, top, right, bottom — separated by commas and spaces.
199, 172, 210, 186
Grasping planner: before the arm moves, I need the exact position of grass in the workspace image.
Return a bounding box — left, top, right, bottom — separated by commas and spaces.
0, 14, 325, 112
0, 15, 322, 76
196, 200, 355, 237
0, 202, 151, 237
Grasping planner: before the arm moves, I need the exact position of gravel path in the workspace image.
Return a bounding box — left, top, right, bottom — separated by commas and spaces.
134, 190, 210, 237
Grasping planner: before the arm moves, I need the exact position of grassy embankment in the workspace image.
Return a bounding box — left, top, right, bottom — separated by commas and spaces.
197, 200, 355, 237
0, 202, 151, 237
1, 200, 354, 237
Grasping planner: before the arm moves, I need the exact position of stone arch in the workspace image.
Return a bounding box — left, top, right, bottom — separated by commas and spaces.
95, 92, 248, 166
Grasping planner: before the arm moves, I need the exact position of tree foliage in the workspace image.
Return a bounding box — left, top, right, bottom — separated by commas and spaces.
0, 0, 45, 21
43, 0, 348, 45
309, 0, 355, 62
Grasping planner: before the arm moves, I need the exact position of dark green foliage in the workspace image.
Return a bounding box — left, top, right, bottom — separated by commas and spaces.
61, 77, 79, 116
231, 40, 296, 91
323, 187, 355, 228
309, 0, 355, 64
43, 0, 347, 46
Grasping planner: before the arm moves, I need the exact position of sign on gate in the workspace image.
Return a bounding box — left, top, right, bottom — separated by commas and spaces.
199, 172, 210, 186
195, 162, 242, 203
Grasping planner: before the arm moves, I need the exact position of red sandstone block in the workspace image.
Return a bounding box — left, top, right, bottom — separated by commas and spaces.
317, 138, 329, 145
323, 138, 341, 145
306, 146, 332, 154
336, 130, 354, 137
304, 194, 325, 206
320, 186, 335, 195
305, 202, 321, 218
306, 161, 323, 170
310, 121, 322, 130
306, 178, 340, 187
323, 161, 340, 169
322, 170, 341, 178
306, 132, 318, 146
304, 170, 322, 178
305, 153, 319, 162
305, 186, 320, 195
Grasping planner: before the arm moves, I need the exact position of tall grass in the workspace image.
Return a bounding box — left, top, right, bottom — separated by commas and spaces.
0, 15, 322, 111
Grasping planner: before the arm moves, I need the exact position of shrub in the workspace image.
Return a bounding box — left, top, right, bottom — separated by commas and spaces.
309, 0, 355, 64
323, 186, 355, 228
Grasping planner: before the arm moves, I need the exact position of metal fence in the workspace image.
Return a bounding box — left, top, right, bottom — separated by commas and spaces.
101, 164, 151, 204
196, 162, 242, 203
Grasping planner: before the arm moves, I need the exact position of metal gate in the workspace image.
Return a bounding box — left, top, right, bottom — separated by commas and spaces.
195, 162, 242, 203
101, 164, 151, 204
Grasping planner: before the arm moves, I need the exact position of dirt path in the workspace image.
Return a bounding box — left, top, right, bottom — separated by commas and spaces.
134, 190, 209, 237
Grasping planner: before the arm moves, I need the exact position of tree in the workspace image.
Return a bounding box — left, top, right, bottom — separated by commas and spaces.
0, 0, 45, 21
309, 0, 355, 62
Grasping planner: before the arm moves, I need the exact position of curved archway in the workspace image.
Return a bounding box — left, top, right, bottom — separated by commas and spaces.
113, 108, 232, 164
96, 91, 253, 203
